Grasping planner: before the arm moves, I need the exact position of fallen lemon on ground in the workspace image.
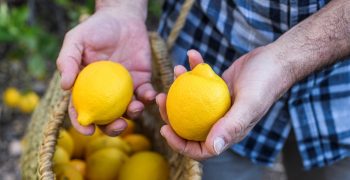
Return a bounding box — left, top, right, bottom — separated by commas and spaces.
123, 134, 151, 153
86, 148, 128, 180
166, 63, 231, 141
72, 61, 133, 126
119, 151, 169, 180
18, 91, 39, 113
3, 87, 21, 108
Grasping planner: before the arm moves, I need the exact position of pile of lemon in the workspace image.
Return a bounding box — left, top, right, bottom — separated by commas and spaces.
2, 87, 39, 113
53, 119, 169, 180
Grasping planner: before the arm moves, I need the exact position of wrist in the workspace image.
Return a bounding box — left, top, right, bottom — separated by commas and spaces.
95, 0, 148, 21
261, 43, 297, 96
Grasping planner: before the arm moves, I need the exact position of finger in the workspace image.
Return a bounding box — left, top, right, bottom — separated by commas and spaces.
205, 95, 264, 156
135, 83, 157, 103
174, 65, 187, 79
155, 93, 169, 124
187, 49, 204, 69
160, 125, 213, 160
160, 125, 186, 153
68, 98, 95, 135
98, 118, 128, 137
57, 30, 84, 90
126, 99, 144, 119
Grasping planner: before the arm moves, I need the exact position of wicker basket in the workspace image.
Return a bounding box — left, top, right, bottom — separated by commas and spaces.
20, 31, 202, 179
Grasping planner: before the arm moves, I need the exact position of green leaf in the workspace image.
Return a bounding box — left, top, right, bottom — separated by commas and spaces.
27, 55, 46, 79
55, 0, 71, 8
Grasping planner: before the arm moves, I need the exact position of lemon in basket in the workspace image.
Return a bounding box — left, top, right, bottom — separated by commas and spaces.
85, 135, 131, 157
53, 146, 70, 164
68, 127, 103, 159
68, 159, 86, 177
72, 61, 133, 126
123, 134, 151, 153
166, 63, 231, 141
86, 148, 128, 180
54, 163, 83, 180
120, 118, 135, 137
57, 129, 74, 158
119, 151, 169, 180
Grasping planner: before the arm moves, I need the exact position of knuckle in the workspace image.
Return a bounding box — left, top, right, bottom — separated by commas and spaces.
228, 120, 248, 143
64, 29, 75, 39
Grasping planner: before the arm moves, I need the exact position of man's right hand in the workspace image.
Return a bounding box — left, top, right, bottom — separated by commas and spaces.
56, 1, 155, 136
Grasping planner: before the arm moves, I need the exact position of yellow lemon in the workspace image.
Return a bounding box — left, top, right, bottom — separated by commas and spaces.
53, 146, 70, 165
86, 148, 128, 180
57, 129, 74, 158
68, 159, 86, 177
123, 134, 151, 153
120, 118, 135, 137
18, 91, 39, 113
3, 87, 21, 108
166, 63, 231, 141
85, 135, 131, 158
72, 61, 133, 126
119, 151, 169, 180
68, 127, 102, 159
54, 163, 84, 180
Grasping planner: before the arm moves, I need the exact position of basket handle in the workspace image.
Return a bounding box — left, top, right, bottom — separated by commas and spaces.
38, 89, 70, 180
166, 0, 195, 50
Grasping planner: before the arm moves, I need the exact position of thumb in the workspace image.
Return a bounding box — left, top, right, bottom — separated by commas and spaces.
205, 96, 265, 155
187, 49, 204, 69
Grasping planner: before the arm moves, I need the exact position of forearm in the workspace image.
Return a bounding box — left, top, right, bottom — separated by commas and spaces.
95, 0, 148, 20
272, 0, 350, 84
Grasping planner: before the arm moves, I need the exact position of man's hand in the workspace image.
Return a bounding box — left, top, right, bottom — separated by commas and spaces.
156, 0, 350, 160
156, 48, 291, 160
56, 1, 155, 136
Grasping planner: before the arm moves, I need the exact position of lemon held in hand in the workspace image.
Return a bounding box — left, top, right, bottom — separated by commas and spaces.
72, 61, 133, 126
166, 63, 231, 141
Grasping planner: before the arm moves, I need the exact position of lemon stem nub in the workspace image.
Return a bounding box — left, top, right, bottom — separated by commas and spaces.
191, 63, 216, 78
77, 113, 93, 126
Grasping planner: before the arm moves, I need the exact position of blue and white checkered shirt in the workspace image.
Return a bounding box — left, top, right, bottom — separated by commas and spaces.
158, 0, 350, 169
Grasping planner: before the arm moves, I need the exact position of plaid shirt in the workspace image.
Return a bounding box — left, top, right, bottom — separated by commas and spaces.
158, 0, 350, 169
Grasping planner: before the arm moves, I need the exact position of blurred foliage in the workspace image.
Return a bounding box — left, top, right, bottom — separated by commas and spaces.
0, 3, 58, 79
149, 0, 163, 18
54, 0, 94, 28
0, 0, 162, 80
0, 0, 94, 79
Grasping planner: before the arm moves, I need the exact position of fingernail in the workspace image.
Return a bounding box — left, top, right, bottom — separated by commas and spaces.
111, 130, 123, 136
155, 97, 159, 106
133, 109, 142, 114
160, 127, 165, 137
213, 137, 225, 155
